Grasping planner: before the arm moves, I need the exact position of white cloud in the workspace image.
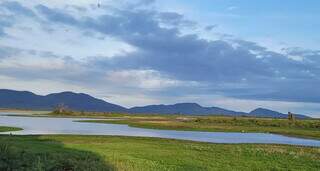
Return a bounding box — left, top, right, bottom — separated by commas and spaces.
0, 17, 136, 60
106, 69, 198, 90
0, 75, 92, 95
0, 55, 65, 70
0, 0, 320, 117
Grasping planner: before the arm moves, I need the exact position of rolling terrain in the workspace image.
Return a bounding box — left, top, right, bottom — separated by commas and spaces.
1, 135, 319, 171
0, 89, 311, 118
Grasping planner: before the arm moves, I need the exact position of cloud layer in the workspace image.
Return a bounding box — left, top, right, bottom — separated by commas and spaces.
0, 0, 319, 116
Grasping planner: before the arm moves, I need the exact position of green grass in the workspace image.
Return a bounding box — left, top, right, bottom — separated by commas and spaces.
80, 116, 320, 140
0, 135, 111, 171
0, 126, 23, 132
0, 135, 319, 171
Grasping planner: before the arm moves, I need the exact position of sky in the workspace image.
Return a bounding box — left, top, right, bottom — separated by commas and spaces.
0, 0, 320, 117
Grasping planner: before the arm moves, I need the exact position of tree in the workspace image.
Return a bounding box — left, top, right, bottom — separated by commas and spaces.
53, 103, 69, 114
288, 112, 296, 122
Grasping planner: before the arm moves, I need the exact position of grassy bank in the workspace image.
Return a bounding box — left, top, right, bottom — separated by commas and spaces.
0, 135, 319, 171
79, 116, 320, 139
0, 109, 49, 115
0, 126, 22, 132
0, 135, 110, 171
10, 110, 320, 139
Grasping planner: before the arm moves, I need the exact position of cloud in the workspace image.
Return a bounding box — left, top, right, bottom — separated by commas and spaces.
0, 0, 320, 114
205, 24, 218, 31
105, 69, 198, 90
35, 4, 320, 103
0, 14, 13, 37
0, 46, 22, 59
1, 1, 36, 17
35, 5, 78, 25
157, 12, 196, 28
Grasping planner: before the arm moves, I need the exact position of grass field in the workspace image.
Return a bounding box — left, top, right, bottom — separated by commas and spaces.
1, 112, 320, 170
78, 115, 320, 139
0, 126, 22, 132
0, 135, 319, 171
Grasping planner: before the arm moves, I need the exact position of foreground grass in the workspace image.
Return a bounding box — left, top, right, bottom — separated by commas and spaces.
80, 116, 320, 140
0, 135, 319, 171
0, 135, 110, 171
0, 126, 22, 132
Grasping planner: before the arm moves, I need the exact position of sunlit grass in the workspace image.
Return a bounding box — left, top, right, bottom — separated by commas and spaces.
0, 126, 22, 132
0, 135, 319, 171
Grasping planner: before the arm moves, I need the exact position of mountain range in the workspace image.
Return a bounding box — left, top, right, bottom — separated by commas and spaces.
0, 89, 311, 118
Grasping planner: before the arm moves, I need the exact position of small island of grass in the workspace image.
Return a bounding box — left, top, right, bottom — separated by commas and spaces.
0, 126, 23, 132
77, 115, 320, 140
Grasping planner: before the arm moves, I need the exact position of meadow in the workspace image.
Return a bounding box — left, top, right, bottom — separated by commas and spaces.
0, 135, 320, 171
1, 112, 320, 170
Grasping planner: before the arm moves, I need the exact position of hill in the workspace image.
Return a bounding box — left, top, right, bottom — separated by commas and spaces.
129, 103, 246, 116
0, 89, 127, 112
249, 108, 310, 119
0, 89, 311, 118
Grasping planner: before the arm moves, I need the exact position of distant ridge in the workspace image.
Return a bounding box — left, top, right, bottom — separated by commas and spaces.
249, 108, 310, 119
0, 89, 127, 112
130, 103, 246, 116
0, 89, 311, 118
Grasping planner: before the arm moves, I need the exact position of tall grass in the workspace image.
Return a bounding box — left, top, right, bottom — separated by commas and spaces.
0, 136, 111, 171
3, 135, 320, 171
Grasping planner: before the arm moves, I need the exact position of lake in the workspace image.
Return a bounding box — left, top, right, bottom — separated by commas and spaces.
0, 114, 320, 147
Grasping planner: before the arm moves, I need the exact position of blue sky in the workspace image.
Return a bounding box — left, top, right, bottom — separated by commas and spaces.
157, 0, 320, 49
0, 0, 320, 117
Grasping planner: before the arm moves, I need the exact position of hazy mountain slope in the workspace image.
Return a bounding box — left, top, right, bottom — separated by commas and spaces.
0, 89, 127, 112
249, 108, 310, 119
0, 89, 311, 118
129, 103, 246, 116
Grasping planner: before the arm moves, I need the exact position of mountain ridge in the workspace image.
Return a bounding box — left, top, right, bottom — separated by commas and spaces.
0, 89, 311, 118
0, 89, 127, 112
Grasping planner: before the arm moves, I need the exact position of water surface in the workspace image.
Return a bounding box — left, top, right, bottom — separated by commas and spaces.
1, 114, 320, 147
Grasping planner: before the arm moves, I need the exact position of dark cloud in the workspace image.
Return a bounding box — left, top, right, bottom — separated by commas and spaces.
0, 1, 38, 37
157, 12, 196, 27
0, 17, 11, 36
0, 46, 22, 59
205, 24, 218, 31
135, 0, 155, 6
35, 5, 78, 25
1, 1, 35, 17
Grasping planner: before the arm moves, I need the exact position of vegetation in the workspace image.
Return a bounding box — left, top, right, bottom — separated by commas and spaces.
12, 110, 320, 139
0, 135, 319, 171
0, 126, 22, 132
1, 112, 320, 170
0, 136, 110, 171
80, 116, 320, 139
48, 110, 129, 118
0, 109, 49, 114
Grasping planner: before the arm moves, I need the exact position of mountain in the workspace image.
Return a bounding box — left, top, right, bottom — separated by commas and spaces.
249, 108, 310, 119
129, 103, 246, 116
0, 89, 127, 112
249, 108, 286, 118
0, 89, 311, 118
